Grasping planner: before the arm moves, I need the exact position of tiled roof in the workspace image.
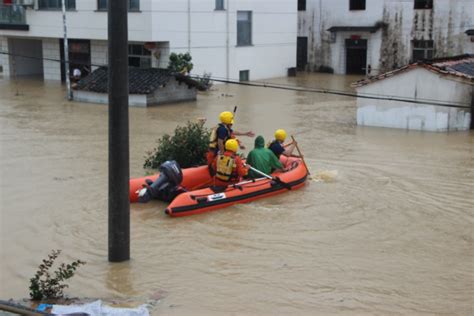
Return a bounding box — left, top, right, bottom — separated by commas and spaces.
75, 67, 176, 94
352, 54, 474, 87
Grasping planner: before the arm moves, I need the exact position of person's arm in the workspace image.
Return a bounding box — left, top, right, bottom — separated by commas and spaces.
216, 126, 228, 153
217, 138, 225, 153
282, 143, 296, 157
233, 130, 255, 137
235, 157, 248, 178
268, 151, 285, 172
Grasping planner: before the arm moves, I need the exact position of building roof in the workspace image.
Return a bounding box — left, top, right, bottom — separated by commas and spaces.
352, 54, 474, 87
75, 67, 201, 94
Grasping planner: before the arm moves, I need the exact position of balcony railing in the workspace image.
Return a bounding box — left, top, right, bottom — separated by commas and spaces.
0, 4, 29, 30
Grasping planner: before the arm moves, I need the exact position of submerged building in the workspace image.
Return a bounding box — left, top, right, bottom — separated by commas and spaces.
297, 0, 474, 75
0, 0, 297, 82
353, 54, 473, 132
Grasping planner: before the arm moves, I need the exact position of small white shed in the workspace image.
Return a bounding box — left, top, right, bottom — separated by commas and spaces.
353, 55, 473, 132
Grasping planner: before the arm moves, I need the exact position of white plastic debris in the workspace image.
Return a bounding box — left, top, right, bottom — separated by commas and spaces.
51, 300, 149, 316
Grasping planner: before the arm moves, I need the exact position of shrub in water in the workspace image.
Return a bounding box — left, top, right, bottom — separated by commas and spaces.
144, 121, 210, 170
29, 250, 86, 300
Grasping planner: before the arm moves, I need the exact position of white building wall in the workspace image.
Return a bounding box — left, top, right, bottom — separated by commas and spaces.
356, 68, 472, 131
0, 36, 10, 77
90, 40, 108, 71
42, 38, 60, 80
0, 0, 297, 81
299, 0, 474, 74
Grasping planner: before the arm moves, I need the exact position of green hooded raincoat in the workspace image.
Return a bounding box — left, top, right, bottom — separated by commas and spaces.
246, 135, 283, 178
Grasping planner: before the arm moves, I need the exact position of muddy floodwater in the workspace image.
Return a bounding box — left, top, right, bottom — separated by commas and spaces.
0, 73, 473, 315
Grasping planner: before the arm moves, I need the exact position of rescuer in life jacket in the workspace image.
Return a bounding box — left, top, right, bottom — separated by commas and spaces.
268, 129, 299, 159
212, 139, 249, 187
207, 111, 255, 166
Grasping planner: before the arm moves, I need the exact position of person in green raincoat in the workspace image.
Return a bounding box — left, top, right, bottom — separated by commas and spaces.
246, 135, 285, 178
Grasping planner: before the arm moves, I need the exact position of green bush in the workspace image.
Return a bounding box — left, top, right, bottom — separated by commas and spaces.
168, 52, 194, 74
29, 250, 86, 300
144, 121, 210, 169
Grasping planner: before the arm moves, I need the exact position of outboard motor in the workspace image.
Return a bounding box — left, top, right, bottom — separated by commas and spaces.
138, 160, 184, 203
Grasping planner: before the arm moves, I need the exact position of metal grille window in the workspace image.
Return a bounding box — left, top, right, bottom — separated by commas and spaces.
237, 11, 252, 46
412, 40, 434, 61
215, 0, 224, 10
349, 0, 366, 11
38, 0, 75, 10
97, 0, 140, 11
298, 0, 306, 11
239, 70, 249, 82
414, 0, 433, 9
128, 44, 151, 68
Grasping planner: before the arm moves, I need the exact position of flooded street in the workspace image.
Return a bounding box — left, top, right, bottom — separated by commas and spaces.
1, 73, 473, 315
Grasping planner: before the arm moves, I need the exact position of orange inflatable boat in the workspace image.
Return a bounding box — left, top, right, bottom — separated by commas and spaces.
129, 157, 308, 217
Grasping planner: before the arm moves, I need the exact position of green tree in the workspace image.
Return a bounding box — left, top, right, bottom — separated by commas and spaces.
168, 52, 194, 74
29, 250, 86, 300
144, 121, 210, 169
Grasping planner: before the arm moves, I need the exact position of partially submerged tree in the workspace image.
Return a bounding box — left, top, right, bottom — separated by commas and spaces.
144, 121, 210, 170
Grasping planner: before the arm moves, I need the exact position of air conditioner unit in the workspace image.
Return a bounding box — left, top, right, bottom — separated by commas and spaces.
15, 0, 35, 7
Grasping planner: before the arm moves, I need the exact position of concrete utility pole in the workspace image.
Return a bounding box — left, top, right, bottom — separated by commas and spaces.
61, 0, 72, 100
108, 0, 130, 262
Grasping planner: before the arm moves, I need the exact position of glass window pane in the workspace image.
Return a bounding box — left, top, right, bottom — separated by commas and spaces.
215, 0, 224, 10
98, 0, 107, 10
67, 0, 76, 10
129, 0, 139, 11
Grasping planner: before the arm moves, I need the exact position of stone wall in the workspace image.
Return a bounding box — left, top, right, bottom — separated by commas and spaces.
149, 77, 197, 105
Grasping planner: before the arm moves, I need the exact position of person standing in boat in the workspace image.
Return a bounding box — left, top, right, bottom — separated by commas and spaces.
268, 129, 298, 159
207, 111, 254, 166
212, 139, 248, 186
246, 135, 285, 178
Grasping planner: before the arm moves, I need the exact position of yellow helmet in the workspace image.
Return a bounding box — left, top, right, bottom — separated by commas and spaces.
225, 139, 239, 152
275, 129, 287, 141
219, 111, 234, 125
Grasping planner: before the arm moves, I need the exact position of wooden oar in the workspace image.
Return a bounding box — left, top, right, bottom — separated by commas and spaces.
291, 135, 311, 177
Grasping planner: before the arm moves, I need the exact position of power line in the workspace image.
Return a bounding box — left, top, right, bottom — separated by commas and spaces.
0, 50, 471, 109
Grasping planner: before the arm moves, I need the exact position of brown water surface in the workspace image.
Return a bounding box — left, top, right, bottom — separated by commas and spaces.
0, 74, 473, 315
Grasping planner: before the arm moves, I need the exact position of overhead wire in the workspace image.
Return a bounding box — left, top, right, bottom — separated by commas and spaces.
0, 50, 471, 109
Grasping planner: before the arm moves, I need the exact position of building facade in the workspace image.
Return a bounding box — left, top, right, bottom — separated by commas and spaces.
297, 0, 474, 75
0, 0, 297, 81
354, 55, 473, 131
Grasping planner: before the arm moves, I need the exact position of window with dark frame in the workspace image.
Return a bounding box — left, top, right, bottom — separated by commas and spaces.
414, 0, 433, 9
237, 11, 252, 46
215, 0, 224, 10
298, 0, 306, 11
38, 0, 75, 10
349, 0, 366, 11
97, 0, 140, 11
239, 70, 249, 82
128, 44, 151, 68
412, 40, 434, 61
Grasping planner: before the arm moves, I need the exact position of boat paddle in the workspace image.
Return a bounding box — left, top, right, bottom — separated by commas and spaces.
244, 164, 291, 190
291, 135, 311, 178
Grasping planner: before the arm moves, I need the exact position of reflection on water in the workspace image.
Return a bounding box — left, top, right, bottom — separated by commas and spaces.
0, 74, 473, 315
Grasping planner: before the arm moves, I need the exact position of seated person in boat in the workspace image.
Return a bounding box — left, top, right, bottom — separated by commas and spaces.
268, 129, 299, 159
246, 135, 285, 179
212, 139, 248, 186
207, 111, 254, 165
